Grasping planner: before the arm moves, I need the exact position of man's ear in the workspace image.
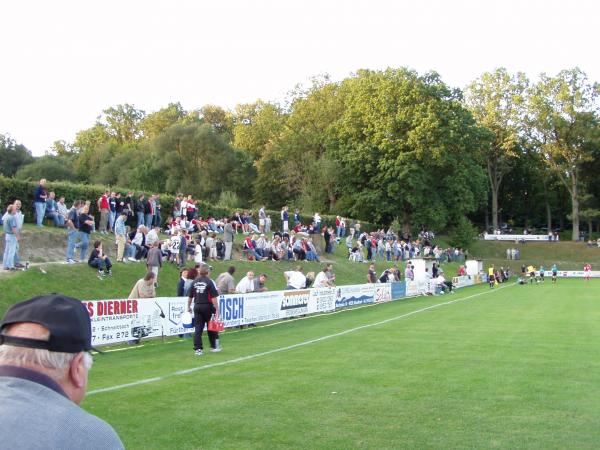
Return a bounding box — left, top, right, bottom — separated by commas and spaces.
69, 352, 87, 389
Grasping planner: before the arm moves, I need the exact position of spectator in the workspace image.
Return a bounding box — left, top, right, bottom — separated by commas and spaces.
167, 230, 179, 263
284, 266, 306, 290
281, 206, 289, 232
132, 226, 148, 261
236, 271, 255, 294
108, 192, 117, 232
135, 194, 146, 229
223, 218, 234, 261
258, 206, 266, 233
177, 268, 190, 297
45, 192, 64, 227
265, 215, 272, 233
34, 178, 48, 227
313, 212, 322, 233
294, 209, 301, 227
97, 190, 110, 234
114, 212, 128, 263
436, 272, 454, 294
77, 204, 94, 262
146, 241, 163, 287
144, 194, 154, 228
253, 273, 268, 292
314, 264, 335, 288
56, 196, 69, 224
2, 205, 19, 271
367, 264, 377, 283
146, 226, 160, 248
128, 271, 156, 299
323, 226, 333, 254
66, 200, 82, 264
216, 266, 236, 295
13, 199, 25, 269
88, 240, 112, 279
0, 294, 124, 449
206, 233, 217, 261
153, 194, 162, 228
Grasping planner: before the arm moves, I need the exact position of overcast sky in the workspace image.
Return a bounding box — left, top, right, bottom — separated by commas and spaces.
0, 0, 597, 155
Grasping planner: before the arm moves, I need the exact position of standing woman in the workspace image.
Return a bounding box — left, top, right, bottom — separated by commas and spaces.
128, 271, 156, 299
187, 265, 220, 355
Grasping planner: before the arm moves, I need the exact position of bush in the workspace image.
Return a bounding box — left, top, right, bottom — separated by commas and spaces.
0, 175, 379, 231
218, 191, 241, 209
448, 216, 478, 250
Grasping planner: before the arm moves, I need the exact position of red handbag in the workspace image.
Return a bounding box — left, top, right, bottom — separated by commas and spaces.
207, 315, 224, 332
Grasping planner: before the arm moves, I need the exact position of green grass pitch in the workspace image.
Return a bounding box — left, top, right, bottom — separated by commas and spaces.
82, 278, 600, 449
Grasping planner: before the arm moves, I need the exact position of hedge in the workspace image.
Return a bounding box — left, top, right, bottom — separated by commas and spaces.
0, 175, 377, 231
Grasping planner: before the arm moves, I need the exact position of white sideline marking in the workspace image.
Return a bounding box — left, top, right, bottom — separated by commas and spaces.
87, 284, 512, 396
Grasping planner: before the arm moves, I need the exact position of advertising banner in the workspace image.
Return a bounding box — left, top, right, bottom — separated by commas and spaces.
334, 284, 375, 308
452, 275, 474, 288
308, 288, 336, 314
483, 234, 551, 242
280, 289, 311, 318
391, 281, 406, 300
405, 281, 419, 297
86, 297, 187, 346
87, 275, 486, 347
219, 290, 283, 327
374, 284, 392, 303
555, 270, 600, 278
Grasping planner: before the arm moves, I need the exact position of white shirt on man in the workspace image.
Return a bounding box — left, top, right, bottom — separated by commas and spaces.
314, 271, 330, 288
285, 270, 307, 289
236, 276, 255, 294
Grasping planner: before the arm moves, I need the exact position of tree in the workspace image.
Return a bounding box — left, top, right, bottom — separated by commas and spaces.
233, 101, 285, 161
15, 155, 76, 182
0, 134, 34, 177
140, 102, 190, 139
101, 104, 146, 144
200, 105, 234, 142
150, 123, 238, 201
464, 68, 528, 231
331, 68, 488, 230
528, 68, 600, 240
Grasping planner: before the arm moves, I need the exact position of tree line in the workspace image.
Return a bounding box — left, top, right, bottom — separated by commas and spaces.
1, 67, 598, 240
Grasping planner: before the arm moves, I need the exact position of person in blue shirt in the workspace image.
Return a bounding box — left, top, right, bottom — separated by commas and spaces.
539, 265, 545, 283
2, 205, 19, 271
551, 263, 558, 284
33, 179, 48, 227
45, 192, 64, 227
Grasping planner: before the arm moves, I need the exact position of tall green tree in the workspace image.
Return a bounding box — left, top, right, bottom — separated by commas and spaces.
528, 68, 600, 240
0, 134, 33, 177
150, 123, 238, 201
233, 101, 285, 161
140, 102, 189, 139
102, 104, 146, 144
15, 155, 76, 182
331, 68, 488, 231
464, 68, 528, 231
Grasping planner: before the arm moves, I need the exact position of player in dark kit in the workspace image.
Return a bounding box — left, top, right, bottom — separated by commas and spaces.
187, 264, 220, 355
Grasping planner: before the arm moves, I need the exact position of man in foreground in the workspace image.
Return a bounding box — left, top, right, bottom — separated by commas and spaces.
0, 294, 124, 449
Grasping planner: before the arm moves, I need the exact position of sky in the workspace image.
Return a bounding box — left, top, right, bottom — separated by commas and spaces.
0, 0, 598, 155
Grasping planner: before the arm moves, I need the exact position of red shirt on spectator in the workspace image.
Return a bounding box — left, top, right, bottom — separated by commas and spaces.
99, 194, 109, 210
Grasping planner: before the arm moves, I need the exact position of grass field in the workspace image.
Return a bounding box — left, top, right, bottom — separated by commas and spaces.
80, 279, 600, 449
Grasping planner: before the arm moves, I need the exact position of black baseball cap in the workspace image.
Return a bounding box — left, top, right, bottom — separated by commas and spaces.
0, 294, 99, 353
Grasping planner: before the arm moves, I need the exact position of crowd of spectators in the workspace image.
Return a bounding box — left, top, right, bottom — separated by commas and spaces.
2, 181, 468, 283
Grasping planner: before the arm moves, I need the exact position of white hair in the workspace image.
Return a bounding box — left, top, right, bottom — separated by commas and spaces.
0, 327, 93, 372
